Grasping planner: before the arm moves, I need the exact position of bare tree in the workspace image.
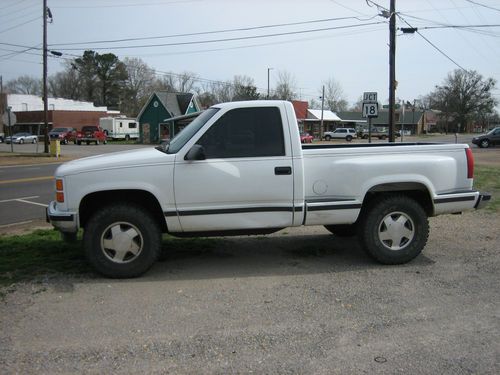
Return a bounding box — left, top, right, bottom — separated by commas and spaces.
232, 75, 260, 101
322, 78, 348, 112
4, 75, 42, 95
122, 57, 155, 115
273, 70, 296, 101
48, 61, 81, 99
153, 71, 198, 93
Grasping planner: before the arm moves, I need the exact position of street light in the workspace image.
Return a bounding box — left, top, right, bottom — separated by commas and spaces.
267, 68, 273, 99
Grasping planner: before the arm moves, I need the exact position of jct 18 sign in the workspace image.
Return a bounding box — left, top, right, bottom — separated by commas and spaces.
363, 92, 378, 103
362, 102, 378, 118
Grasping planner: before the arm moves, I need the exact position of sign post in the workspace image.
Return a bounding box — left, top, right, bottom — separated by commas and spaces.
2, 107, 16, 152
362, 92, 378, 144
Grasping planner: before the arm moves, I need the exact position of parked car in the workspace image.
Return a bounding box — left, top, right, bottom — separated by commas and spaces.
0, 132, 4, 143
358, 127, 400, 140
323, 128, 357, 141
48, 127, 76, 144
5, 132, 38, 144
472, 127, 500, 148
74, 126, 107, 145
300, 132, 313, 143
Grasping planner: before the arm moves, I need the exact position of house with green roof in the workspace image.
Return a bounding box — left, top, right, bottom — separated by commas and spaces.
137, 92, 201, 143
337, 109, 425, 135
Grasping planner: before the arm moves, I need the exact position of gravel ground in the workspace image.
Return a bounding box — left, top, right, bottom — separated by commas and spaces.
1, 210, 499, 374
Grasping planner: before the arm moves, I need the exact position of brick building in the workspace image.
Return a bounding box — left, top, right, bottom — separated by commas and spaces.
0, 94, 116, 136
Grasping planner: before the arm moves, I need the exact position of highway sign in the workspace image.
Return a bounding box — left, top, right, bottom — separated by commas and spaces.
362, 103, 378, 118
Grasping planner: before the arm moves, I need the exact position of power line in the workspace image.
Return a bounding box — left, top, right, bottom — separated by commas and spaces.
397, 13, 467, 71
0, 16, 41, 35
49, 16, 380, 47
464, 0, 500, 12
51, 0, 202, 9
52, 21, 387, 51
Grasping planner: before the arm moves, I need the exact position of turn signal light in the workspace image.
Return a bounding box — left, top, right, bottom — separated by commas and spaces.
56, 179, 63, 191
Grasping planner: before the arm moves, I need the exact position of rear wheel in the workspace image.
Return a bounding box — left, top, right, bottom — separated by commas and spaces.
19, 139, 24, 144
32, 138, 37, 144
96, 140, 100, 145
358, 195, 429, 264
83, 204, 162, 278
125, 134, 130, 141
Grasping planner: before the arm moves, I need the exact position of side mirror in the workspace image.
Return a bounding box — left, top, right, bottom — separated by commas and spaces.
184, 144, 206, 160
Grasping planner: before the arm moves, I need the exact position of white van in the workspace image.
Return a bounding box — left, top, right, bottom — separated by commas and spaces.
99, 117, 139, 141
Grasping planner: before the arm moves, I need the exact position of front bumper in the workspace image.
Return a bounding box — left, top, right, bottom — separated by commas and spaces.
46, 201, 78, 233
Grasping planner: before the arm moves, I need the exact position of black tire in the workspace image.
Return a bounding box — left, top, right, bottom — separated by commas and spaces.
346, 135, 353, 142
77, 140, 81, 145
104, 140, 107, 144
86, 141, 90, 145
363, 134, 369, 139
358, 195, 429, 264
480, 139, 490, 148
125, 134, 130, 141
325, 135, 332, 141
32, 138, 37, 144
96, 140, 100, 145
83, 204, 162, 278
380, 135, 387, 140
324, 224, 357, 237
19, 139, 24, 144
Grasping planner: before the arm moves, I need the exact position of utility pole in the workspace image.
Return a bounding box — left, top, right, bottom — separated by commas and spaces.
388, 0, 396, 143
320, 85, 325, 140
43, 0, 49, 153
267, 68, 273, 99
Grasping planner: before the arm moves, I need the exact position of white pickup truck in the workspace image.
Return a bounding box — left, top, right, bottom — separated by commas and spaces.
47, 100, 490, 278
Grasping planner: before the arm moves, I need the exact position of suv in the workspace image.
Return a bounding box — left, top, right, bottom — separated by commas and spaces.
472, 127, 500, 148
323, 128, 357, 141
48, 127, 75, 144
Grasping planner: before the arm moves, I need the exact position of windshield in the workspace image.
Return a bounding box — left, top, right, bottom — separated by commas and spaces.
487, 127, 499, 135
50, 128, 66, 132
167, 108, 220, 154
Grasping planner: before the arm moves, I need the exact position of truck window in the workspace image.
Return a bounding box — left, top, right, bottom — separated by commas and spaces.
129, 122, 137, 129
196, 107, 285, 159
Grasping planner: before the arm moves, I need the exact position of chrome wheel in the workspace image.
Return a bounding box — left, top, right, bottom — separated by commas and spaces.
378, 211, 415, 251
101, 222, 143, 263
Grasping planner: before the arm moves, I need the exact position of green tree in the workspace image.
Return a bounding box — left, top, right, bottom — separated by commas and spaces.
232, 75, 260, 101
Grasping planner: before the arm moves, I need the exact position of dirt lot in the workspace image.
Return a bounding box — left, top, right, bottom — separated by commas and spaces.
1, 143, 499, 374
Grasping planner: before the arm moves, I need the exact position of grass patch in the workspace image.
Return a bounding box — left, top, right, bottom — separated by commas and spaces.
474, 166, 500, 212
0, 230, 90, 286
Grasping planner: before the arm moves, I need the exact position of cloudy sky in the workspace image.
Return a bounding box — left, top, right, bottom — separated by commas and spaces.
1, 0, 499, 108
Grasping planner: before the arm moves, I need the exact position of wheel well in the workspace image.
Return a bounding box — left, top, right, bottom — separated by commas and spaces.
79, 190, 168, 232
362, 182, 434, 216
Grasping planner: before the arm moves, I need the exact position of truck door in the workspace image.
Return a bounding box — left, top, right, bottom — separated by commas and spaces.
173, 105, 295, 232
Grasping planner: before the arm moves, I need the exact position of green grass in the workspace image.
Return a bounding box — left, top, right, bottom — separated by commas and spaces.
0, 230, 89, 287
474, 166, 500, 212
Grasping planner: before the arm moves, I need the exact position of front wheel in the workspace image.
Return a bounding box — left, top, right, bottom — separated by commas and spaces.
358, 195, 429, 264
325, 135, 331, 141
83, 204, 162, 278
346, 135, 353, 142
480, 139, 490, 148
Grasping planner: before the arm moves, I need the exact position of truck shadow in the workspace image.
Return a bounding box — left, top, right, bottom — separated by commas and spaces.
137, 232, 435, 282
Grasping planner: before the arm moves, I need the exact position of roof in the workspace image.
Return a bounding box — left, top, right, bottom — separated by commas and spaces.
291, 100, 308, 120
7, 94, 108, 112
306, 109, 341, 121
138, 91, 198, 119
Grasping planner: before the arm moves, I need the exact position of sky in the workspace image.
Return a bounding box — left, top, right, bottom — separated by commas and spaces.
1, 0, 499, 109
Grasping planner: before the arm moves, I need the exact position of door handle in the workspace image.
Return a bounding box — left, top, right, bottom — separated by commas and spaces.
275, 166, 292, 175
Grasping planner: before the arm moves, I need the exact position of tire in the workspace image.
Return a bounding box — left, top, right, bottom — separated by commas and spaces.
96, 140, 100, 145
380, 135, 387, 140
77, 140, 81, 145
83, 204, 162, 278
480, 139, 490, 148
32, 138, 37, 144
325, 135, 331, 141
346, 135, 353, 142
363, 134, 369, 139
104, 140, 107, 144
86, 141, 90, 145
358, 195, 429, 265
19, 139, 24, 144
324, 224, 357, 237
125, 134, 130, 141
